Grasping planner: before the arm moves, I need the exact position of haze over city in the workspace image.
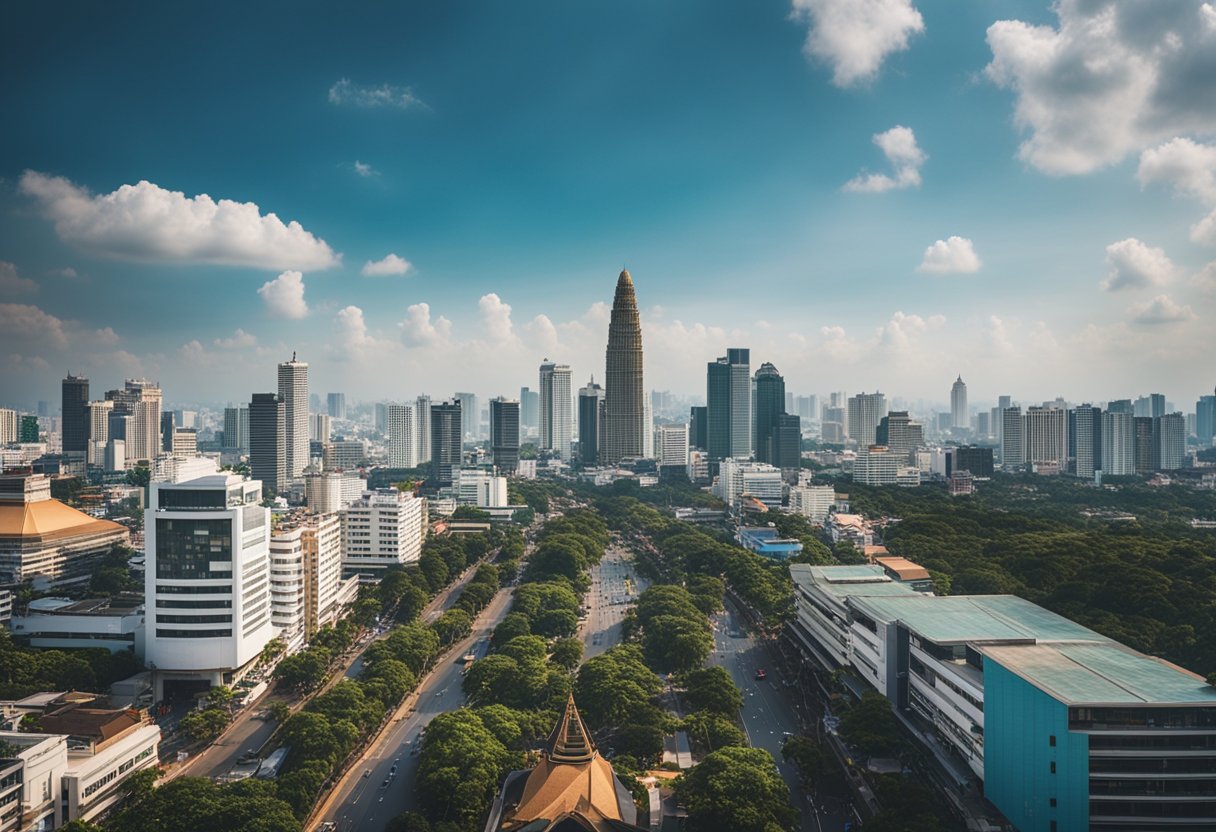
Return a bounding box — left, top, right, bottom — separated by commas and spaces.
3, 1, 1215, 408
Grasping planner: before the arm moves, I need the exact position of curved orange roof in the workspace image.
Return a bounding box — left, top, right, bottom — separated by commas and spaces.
0, 499, 128, 541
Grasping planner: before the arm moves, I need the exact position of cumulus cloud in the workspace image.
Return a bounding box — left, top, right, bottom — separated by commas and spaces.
19, 171, 339, 270
1138, 138, 1216, 244
479, 293, 514, 342
0, 303, 68, 349
790, 0, 925, 87
917, 236, 982, 274
362, 253, 412, 277
1129, 294, 1197, 324
353, 161, 378, 178
328, 78, 426, 110
985, 0, 1216, 175
399, 303, 452, 348
214, 328, 257, 349
93, 327, 120, 347
332, 305, 382, 359
1102, 238, 1178, 291
1194, 260, 1216, 293
258, 270, 309, 319
0, 262, 38, 294
844, 126, 926, 192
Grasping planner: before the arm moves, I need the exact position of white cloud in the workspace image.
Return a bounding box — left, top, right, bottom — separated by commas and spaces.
0, 262, 38, 294
179, 339, 208, 365
214, 328, 257, 349
1192, 209, 1216, 245
362, 253, 413, 277
19, 171, 340, 270
1194, 260, 1216, 293
479, 293, 514, 342
328, 78, 425, 110
51, 267, 78, 278
332, 305, 382, 359
353, 161, 378, 178
0, 303, 68, 349
985, 0, 1216, 175
258, 270, 309, 319
790, 0, 925, 87
1129, 294, 1197, 324
399, 303, 452, 348
844, 126, 926, 192
917, 236, 982, 274
93, 327, 120, 347
1101, 238, 1178, 291
1138, 138, 1216, 244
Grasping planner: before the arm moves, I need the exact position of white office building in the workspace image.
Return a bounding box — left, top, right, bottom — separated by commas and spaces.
277, 355, 309, 480
1101, 411, 1135, 476
305, 471, 366, 514
847, 392, 887, 446
455, 470, 509, 508
788, 484, 834, 523
714, 458, 782, 509
386, 403, 416, 468
86, 401, 113, 467
1000, 406, 1025, 469
853, 445, 916, 486
415, 394, 432, 465
654, 423, 689, 469
310, 412, 331, 444
269, 525, 306, 650
539, 360, 573, 461
0, 409, 16, 445
298, 512, 356, 637
1025, 406, 1066, 470
341, 489, 424, 581
144, 473, 275, 699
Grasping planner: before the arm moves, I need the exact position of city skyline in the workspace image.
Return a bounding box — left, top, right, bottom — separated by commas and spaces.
2, 2, 1215, 406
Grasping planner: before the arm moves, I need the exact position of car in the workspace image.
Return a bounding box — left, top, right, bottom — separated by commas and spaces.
363, 769, 371, 778
381, 778, 391, 788
754, 668, 767, 681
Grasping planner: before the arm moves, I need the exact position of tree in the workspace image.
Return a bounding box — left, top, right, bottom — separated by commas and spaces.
550, 637, 583, 670
386, 812, 432, 832
431, 608, 472, 645
206, 685, 237, 712
674, 746, 795, 832
415, 710, 520, 829
274, 647, 331, 692
681, 666, 743, 716
179, 707, 229, 743
682, 711, 746, 753
1207, 671, 1216, 688
267, 701, 291, 723
782, 734, 830, 785
839, 691, 905, 757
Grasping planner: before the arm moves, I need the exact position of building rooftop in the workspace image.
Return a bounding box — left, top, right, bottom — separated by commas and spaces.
874, 556, 931, 581
849, 594, 1099, 644
790, 564, 921, 601
0, 497, 128, 542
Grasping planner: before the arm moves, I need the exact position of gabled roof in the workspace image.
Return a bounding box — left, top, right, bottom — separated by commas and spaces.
0, 499, 127, 541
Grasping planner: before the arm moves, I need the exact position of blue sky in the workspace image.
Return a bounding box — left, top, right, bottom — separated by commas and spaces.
2, 0, 1214, 410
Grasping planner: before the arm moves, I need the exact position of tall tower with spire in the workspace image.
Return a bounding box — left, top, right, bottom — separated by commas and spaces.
951, 374, 968, 429
602, 269, 645, 463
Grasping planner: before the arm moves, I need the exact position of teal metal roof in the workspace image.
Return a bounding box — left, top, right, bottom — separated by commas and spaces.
980, 642, 1216, 706
848, 594, 1100, 644
790, 564, 920, 600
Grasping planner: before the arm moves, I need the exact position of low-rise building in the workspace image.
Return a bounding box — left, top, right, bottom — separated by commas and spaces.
454, 470, 508, 508
826, 513, 873, 547
735, 526, 803, 560
713, 459, 782, 509
8, 597, 144, 657
788, 483, 834, 523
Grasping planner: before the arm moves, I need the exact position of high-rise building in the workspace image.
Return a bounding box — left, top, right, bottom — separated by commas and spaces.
61, 374, 89, 457
1107, 399, 1133, 415
577, 379, 604, 466
341, 489, 424, 581
0, 409, 16, 444
519, 387, 540, 433
1000, 407, 1025, 469
222, 406, 249, 453
310, 412, 331, 444
249, 393, 285, 494
602, 269, 646, 464
105, 379, 162, 465
86, 400, 112, 466
875, 411, 925, 460
1197, 390, 1216, 447
415, 395, 432, 465
538, 360, 573, 461
771, 413, 801, 471
386, 404, 416, 468
490, 397, 521, 474
689, 406, 708, 451
854, 445, 916, 486
714, 458, 783, 508
706, 348, 751, 462
1133, 416, 1154, 474
1025, 407, 1066, 470
1101, 411, 1135, 475
1070, 404, 1102, 480
326, 392, 346, 420
277, 354, 309, 480
789, 484, 835, 523
19, 415, 39, 443
455, 392, 478, 444
1153, 413, 1185, 471
429, 400, 462, 488
160, 411, 176, 455
753, 362, 785, 465
950, 375, 968, 429
946, 446, 995, 478
847, 392, 887, 446
144, 472, 275, 699
654, 423, 689, 470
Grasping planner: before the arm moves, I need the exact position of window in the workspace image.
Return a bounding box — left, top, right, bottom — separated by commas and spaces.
155, 613, 233, 624
156, 628, 231, 638
155, 518, 233, 579
1050, 762, 1056, 774
1050, 798, 1057, 808
1049, 735, 1056, 747
1050, 823, 1057, 832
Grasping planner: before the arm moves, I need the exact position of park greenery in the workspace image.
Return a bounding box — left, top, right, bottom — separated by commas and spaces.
0, 628, 143, 699
673, 745, 797, 832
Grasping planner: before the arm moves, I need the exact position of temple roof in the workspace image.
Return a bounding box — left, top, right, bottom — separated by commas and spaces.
544, 694, 596, 764
0, 498, 127, 542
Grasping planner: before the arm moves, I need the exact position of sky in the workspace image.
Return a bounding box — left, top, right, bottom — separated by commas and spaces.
2, 0, 1215, 411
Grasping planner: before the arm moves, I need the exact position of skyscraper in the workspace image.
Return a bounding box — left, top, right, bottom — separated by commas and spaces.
578, 378, 604, 466
429, 400, 462, 488
1070, 404, 1102, 480
490, 397, 520, 474
847, 392, 887, 446
222, 406, 249, 453
519, 387, 540, 433
456, 392, 478, 444
689, 406, 708, 451
61, 374, 89, 457
602, 269, 646, 464
1197, 390, 1216, 447
753, 362, 785, 465
771, 413, 801, 471
277, 354, 309, 479
1153, 413, 1185, 471
386, 403, 416, 468
876, 411, 925, 459
950, 375, 968, 429
1000, 406, 1025, 469
1025, 406, 1066, 469
326, 392, 346, 420
1101, 411, 1134, 475
539, 360, 573, 461
105, 379, 162, 465
1133, 416, 1154, 474
249, 393, 286, 494
707, 348, 750, 462
415, 395, 432, 465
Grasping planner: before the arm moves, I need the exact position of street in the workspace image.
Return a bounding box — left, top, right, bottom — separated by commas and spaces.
579, 543, 647, 659
709, 604, 850, 832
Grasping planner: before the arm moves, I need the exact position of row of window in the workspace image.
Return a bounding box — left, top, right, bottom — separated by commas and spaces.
156, 599, 233, 609
155, 613, 233, 624
156, 584, 232, 595
156, 628, 231, 638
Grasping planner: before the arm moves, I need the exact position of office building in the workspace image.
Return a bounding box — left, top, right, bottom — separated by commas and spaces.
788, 564, 1216, 832
654, 423, 689, 471
950, 375, 968, 429
1198, 391, 1216, 447
538, 360, 572, 461
847, 392, 888, 446
0, 409, 16, 445
1101, 411, 1135, 476
415, 394, 432, 465
18, 415, 39, 443
268, 524, 306, 649
248, 393, 285, 494
310, 413, 331, 444
386, 403, 416, 469
455, 392, 478, 444
160, 411, 176, 455
277, 354, 309, 479
0, 474, 129, 590
1133, 416, 1154, 474
326, 392, 346, 420
489, 397, 520, 474
144, 472, 275, 699
945, 446, 995, 478
714, 458, 782, 508
771, 413, 801, 471
222, 406, 249, 454
429, 400, 462, 488
104, 379, 162, 465
753, 362, 786, 466
707, 349, 751, 462
1025, 406, 1066, 471
1153, 413, 1185, 471
304, 471, 365, 514
875, 411, 924, 460
300, 512, 356, 636
170, 428, 197, 456
341, 489, 424, 581
601, 269, 646, 464
1000, 407, 1025, 469
854, 445, 918, 486
789, 483, 835, 523
689, 405, 708, 451
577, 379, 604, 466
85, 401, 113, 467
61, 374, 89, 458
519, 387, 540, 433
455, 469, 509, 508
323, 439, 365, 472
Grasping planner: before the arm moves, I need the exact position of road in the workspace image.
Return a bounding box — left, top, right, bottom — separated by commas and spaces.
318, 580, 515, 832
174, 561, 487, 782
710, 604, 848, 832
579, 544, 647, 660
